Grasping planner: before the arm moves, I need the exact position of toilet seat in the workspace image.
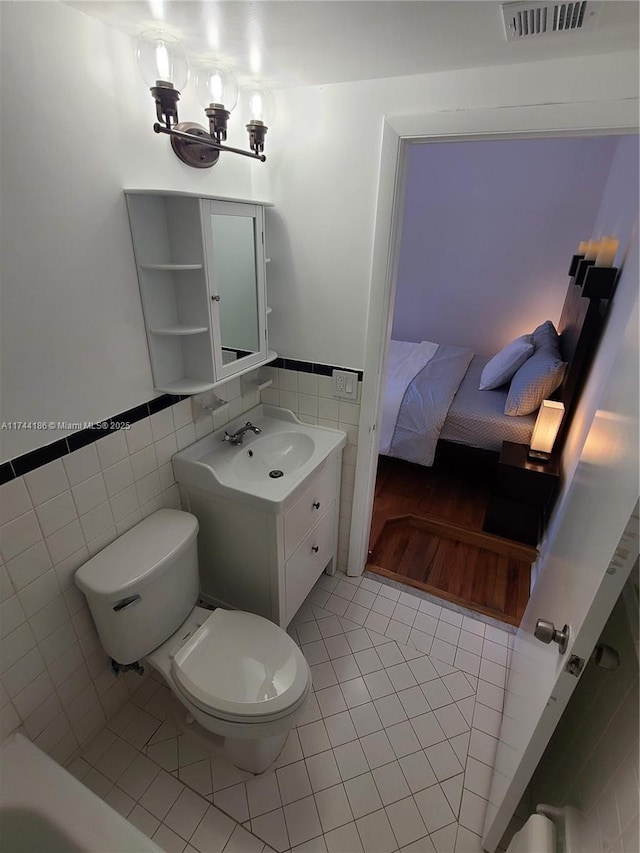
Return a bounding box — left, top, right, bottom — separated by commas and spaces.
171, 609, 310, 724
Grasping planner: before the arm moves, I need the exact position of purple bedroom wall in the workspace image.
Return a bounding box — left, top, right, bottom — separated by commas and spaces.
391, 136, 620, 356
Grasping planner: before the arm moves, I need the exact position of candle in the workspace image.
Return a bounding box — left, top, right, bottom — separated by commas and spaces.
577, 241, 589, 255
584, 241, 600, 260
595, 236, 619, 267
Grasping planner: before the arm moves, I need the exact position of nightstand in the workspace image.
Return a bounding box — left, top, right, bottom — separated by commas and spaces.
483, 441, 560, 545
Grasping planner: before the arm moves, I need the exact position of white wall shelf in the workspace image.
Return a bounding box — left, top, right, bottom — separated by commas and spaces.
140, 264, 203, 271
157, 378, 217, 395
149, 325, 209, 336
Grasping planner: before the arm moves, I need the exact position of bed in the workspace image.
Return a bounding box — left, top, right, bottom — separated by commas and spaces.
380, 263, 614, 467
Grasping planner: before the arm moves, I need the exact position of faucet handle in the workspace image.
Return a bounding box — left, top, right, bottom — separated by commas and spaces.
223, 431, 233, 442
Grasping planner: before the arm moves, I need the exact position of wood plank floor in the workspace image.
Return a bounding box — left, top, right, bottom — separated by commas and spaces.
366, 453, 536, 626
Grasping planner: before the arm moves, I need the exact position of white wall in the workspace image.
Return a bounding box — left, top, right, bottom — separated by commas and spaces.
254, 50, 638, 370
0, 1, 253, 462
391, 137, 617, 355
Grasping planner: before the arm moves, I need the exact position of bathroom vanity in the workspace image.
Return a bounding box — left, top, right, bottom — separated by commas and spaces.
173, 406, 346, 627
125, 191, 276, 394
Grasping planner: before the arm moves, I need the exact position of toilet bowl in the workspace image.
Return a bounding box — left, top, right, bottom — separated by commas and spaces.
75, 509, 311, 773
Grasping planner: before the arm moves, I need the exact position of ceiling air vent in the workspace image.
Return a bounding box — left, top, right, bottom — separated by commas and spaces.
501, 1, 602, 40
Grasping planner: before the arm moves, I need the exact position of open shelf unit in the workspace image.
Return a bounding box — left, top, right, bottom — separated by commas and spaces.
126, 191, 276, 396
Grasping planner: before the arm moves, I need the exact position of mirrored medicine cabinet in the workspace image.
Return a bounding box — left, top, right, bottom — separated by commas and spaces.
125, 190, 276, 395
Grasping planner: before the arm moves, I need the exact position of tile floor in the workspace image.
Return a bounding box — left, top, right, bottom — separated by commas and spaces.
67, 571, 514, 853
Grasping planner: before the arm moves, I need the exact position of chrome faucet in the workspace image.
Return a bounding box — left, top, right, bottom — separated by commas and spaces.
223, 421, 262, 446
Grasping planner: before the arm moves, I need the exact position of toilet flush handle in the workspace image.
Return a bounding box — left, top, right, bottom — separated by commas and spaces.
113, 594, 141, 612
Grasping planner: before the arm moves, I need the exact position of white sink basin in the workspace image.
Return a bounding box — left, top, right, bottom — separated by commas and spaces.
173, 406, 347, 512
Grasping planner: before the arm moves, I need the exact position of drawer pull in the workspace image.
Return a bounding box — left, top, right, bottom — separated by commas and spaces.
312, 501, 321, 510
311, 545, 319, 553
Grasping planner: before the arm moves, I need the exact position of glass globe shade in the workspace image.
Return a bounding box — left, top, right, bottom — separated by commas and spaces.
195, 65, 238, 111
136, 30, 189, 91
241, 87, 275, 125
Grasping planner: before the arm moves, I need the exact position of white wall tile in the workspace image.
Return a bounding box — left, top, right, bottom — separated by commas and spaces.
79, 502, 115, 542
30, 595, 71, 642
1, 477, 33, 522
103, 458, 135, 498
25, 461, 70, 506
54, 548, 89, 591
45, 520, 86, 566
6, 541, 52, 590
72, 473, 109, 515
96, 430, 130, 469
63, 445, 101, 486
155, 434, 177, 467
36, 491, 77, 537
171, 400, 193, 432
125, 418, 154, 455
150, 408, 175, 442
175, 423, 197, 451
3, 645, 46, 697
0, 510, 43, 562
131, 445, 158, 482
17, 570, 61, 617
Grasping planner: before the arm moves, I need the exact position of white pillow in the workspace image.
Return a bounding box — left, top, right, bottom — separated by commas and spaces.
479, 335, 535, 391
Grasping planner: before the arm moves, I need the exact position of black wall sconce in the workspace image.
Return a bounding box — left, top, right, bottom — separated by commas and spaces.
137, 31, 271, 168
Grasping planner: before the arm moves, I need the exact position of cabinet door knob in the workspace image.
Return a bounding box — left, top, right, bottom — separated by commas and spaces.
312, 501, 320, 510
311, 545, 319, 553
211, 294, 221, 302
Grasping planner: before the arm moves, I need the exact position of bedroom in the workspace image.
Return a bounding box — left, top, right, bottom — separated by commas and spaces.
367, 134, 624, 625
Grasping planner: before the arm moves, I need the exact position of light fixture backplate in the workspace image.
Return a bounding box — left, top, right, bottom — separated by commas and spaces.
170, 122, 220, 168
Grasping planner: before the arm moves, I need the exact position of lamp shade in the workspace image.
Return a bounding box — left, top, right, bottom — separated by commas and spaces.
136, 30, 189, 90
195, 65, 238, 111
530, 400, 565, 460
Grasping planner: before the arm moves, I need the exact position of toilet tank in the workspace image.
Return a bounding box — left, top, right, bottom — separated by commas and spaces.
75, 509, 199, 665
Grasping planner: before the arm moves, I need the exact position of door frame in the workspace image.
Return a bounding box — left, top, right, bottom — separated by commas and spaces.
347, 100, 639, 576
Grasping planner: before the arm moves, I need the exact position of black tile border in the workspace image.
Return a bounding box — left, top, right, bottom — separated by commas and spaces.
3, 393, 187, 483
1, 360, 363, 484
272, 357, 364, 382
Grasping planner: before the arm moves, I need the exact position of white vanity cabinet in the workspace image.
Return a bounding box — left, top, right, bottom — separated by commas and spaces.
125, 191, 275, 395
179, 449, 342, 627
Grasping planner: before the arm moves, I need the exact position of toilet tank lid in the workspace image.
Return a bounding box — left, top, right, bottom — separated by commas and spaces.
75, 509, 198, 598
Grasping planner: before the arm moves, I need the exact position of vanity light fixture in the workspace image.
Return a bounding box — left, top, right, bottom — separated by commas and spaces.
529, 400, 565, 462
137, 30, 269, 168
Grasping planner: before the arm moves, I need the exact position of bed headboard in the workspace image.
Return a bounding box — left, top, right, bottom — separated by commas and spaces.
553, 264, 617, 450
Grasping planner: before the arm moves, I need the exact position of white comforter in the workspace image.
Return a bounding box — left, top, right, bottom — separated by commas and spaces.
379, 340, 438, 454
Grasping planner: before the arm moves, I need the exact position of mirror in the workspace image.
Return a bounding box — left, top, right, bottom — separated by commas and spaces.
208, 214, 260, 356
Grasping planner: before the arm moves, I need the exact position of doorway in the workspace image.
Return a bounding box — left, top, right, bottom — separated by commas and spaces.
362, 132, 621, 624
346, 102, 639, 613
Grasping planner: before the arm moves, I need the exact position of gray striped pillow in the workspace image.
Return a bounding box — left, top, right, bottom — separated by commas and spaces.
505, 347, 566, 416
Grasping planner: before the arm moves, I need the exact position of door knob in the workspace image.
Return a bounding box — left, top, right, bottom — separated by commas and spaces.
534, 619, 570, 654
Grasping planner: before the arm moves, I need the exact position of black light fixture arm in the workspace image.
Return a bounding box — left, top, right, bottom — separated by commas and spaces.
149, 79, 267, 168
153, 123, 266, 161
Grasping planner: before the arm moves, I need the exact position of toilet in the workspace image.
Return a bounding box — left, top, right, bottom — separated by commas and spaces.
75, 509, 311, 773
506, 804, 585, 853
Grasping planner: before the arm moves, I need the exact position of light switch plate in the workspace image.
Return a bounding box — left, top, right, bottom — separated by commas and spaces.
332, 369, 359, 400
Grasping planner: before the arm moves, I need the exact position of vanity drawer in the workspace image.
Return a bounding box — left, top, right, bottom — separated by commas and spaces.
284, 457, 337, 560
285, 503, 336, 624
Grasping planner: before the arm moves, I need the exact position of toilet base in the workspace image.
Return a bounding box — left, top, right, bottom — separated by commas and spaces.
166, 690, 288, 774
